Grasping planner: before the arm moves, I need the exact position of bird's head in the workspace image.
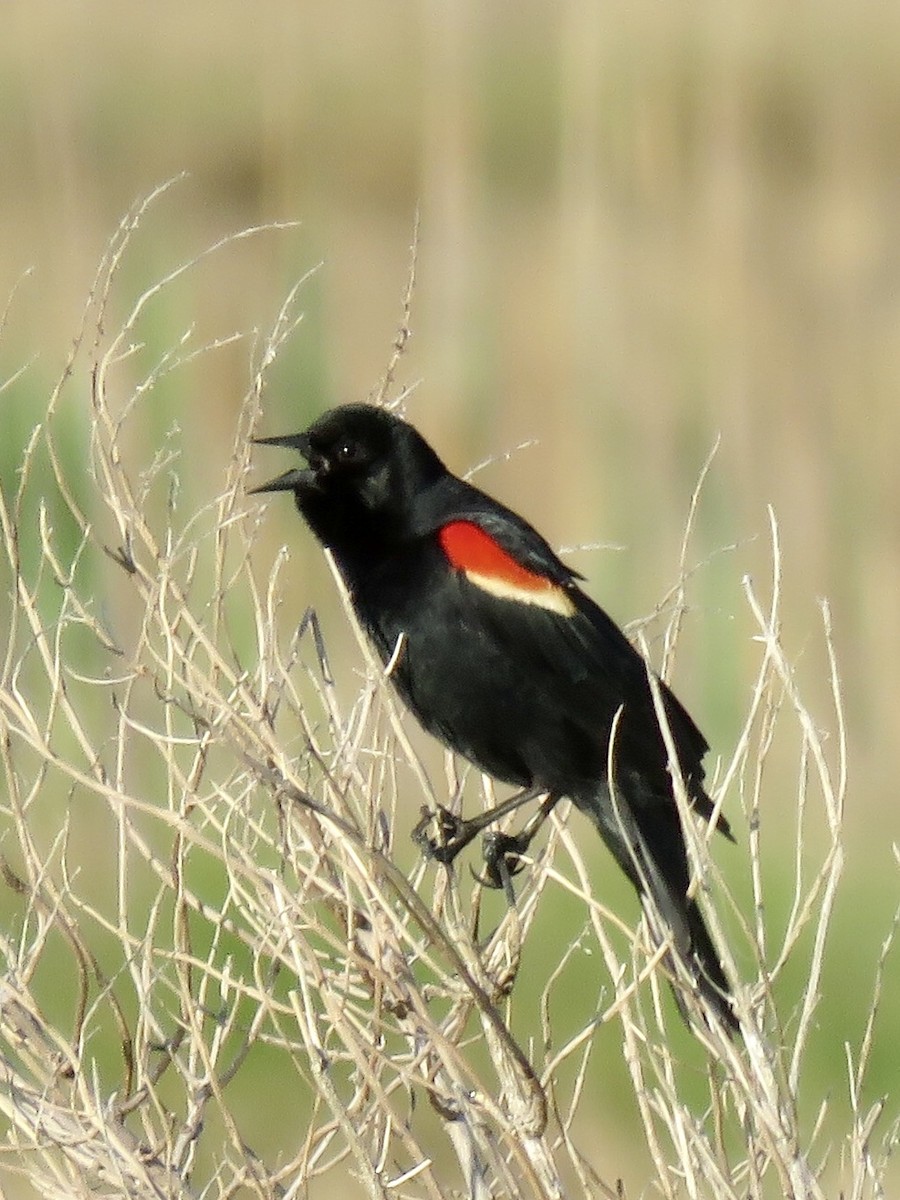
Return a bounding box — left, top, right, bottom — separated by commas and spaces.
251, 404, 447, 545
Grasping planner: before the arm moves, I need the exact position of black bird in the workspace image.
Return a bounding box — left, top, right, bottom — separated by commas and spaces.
252, 403, 736, 1031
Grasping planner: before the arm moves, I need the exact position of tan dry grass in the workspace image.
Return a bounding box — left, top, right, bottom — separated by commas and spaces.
0, 196, 895, 1199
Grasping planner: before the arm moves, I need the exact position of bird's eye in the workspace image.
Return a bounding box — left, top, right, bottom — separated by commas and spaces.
334, 439, 363, 464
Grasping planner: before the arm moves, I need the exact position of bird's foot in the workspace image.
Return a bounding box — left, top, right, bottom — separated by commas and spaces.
412, 805, 479, 864
477, 829, 532, 892
412, 788, 555, 873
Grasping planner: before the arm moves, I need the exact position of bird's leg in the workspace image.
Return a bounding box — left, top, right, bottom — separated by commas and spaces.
412, 785, 548, 865
478, 793, 561, 891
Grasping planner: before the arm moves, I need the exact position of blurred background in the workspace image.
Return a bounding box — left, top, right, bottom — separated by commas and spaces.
2, 0, 898, 1192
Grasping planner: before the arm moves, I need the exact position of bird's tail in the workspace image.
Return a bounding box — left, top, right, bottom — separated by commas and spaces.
583, 786, 738, 1034
644, 889, 738, 1034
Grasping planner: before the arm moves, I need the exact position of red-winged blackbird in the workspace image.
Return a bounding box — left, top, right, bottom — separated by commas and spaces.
252, 403, 737, 1031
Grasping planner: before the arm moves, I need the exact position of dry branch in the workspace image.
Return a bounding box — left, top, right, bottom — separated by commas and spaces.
0, 190, 894, 1200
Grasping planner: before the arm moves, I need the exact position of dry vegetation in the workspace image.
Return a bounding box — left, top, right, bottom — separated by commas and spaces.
3, 7, 900, 1195
0, 196, 895, 1199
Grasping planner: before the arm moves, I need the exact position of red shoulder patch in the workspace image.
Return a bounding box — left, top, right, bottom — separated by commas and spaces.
438, 521, 575, 615
439, 521, 547, 588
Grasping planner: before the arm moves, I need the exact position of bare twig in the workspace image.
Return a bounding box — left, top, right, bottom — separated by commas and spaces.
0, 187, 894, 1200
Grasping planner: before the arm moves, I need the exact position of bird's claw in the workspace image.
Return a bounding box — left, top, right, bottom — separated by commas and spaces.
412, 804, 472, 864
412, 807, 536, 897
477, 830, 532, 891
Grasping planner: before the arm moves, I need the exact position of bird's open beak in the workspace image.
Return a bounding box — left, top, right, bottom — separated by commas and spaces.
248, 467, 312, 495
249, 432, 314, 495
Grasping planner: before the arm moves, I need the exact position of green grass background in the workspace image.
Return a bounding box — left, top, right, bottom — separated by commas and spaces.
1, 1, 898, 1193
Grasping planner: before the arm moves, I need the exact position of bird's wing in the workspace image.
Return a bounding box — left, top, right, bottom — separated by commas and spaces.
417, 475, 583, 583
429, 500, 714, 807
